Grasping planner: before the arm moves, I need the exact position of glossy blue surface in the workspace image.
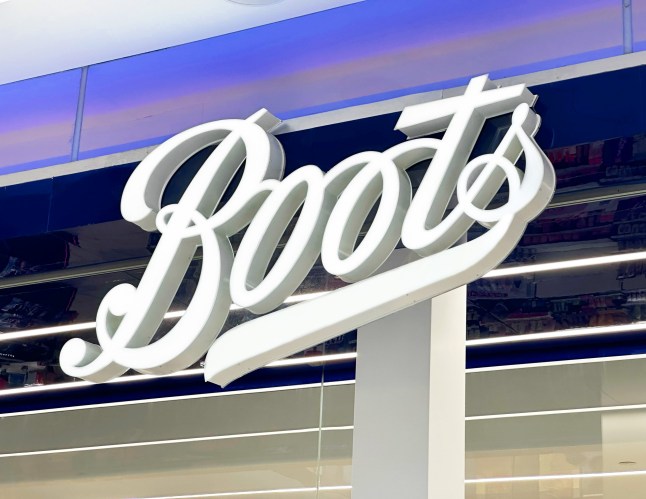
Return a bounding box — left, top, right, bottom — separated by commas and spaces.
0, 70, 81, 174
0, 0, 627, 173
3, 65, 646, 239
78, 0, 623, 159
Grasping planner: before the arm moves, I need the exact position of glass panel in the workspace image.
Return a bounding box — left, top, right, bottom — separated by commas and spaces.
8, 353, 646, 497
467, 356, 646, 417
319, 375, 354, 491
0, 70, 80, 174
466, 357, 646, 498
464, 129, 646, 267
0, 257, 353, 390
499, 195, 646, 267
8, 169, 646, 386
318, 491, 352, 499
8, 129, 646, 278
0, 384, 325, 498
467, 259, 646, 340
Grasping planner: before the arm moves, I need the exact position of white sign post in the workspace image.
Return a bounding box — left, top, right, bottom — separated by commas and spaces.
353, 285, 467, 499
59, 75, 555, 497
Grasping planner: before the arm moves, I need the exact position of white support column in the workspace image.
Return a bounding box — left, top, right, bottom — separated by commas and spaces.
352, 284, 466, 499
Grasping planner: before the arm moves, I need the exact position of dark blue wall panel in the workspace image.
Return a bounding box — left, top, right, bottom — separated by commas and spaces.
4, 66, 646, 240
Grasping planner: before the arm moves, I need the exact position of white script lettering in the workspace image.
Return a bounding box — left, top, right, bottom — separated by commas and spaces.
60, 75, 556, 386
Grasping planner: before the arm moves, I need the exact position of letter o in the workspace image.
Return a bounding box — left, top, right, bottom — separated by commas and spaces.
322, 155, 411, 283
230, 166, 334, 314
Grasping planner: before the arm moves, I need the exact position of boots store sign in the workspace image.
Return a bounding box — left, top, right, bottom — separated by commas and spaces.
60, 76, 556, 386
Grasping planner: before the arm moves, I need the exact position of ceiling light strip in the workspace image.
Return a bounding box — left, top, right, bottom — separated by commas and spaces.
4, 324, 646, 396
0, 291, 330, 342
466, 469, 646, 484
142, 485, 353, 499
126, 470, 646, 498
116, 470, 646, 497
0, 352, 356, 400
484, 250, 646, 278
0, 252, 642, 379
3, 251, 646, 344
0, 425, 354, 459
466, 322, 646, 347
5, 323, 646, 397
268, 352, 357, 367
467, 351, 646, 373
0, 321, 97, 342
466, 402, 646, 421
129, 469, 646, 497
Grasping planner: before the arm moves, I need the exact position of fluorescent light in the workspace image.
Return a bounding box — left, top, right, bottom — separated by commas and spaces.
484, 250, 646, 278
465, 469, 646, 484
0, 425, 354, 459
0, 308, 188, 342
268, 352, 356, 367
3, 251, 645, 344
0, 379, 92, 396
126, 471, 646, 497
466, 322, 646, 346
467, 351, 646, 373
0, 368, 205, 398
142, 486, 353, 499
2, 251, 645, 352
111, 470, 646, 498
466, 402, 646, 421
0, 321, 97, 342
0, 352, 356, 400
0, 291, 330, 342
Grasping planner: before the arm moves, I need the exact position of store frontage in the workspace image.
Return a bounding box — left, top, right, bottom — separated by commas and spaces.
4, 2, 646, 497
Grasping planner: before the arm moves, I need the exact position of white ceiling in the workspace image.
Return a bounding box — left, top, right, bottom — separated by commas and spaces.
0, 0, 360, 85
